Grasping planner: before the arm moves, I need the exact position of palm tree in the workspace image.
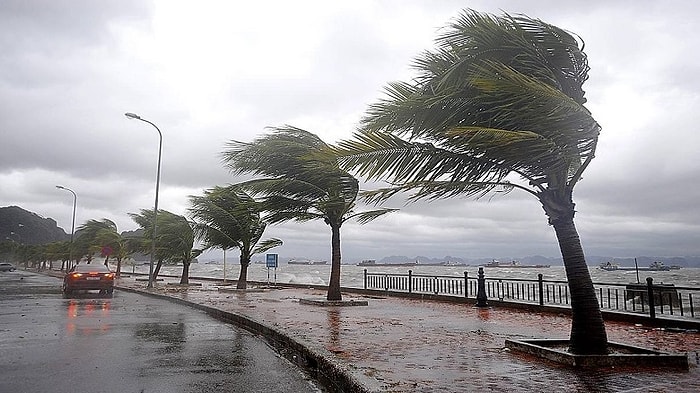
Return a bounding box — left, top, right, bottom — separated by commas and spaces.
333, 10, 606, 354
77, 219, 122, 267
72, 229, 94, 265
129, 209, 201, 284
76, 218, 135, 275
189, 185, 282, 289
44, 241, 69, 271
129, 209, 167, 280
222, 126, 396, 300
155, 211, 202, 285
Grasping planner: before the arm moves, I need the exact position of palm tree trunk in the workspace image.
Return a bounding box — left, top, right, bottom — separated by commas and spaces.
154, 258, 163, 280
180, 260, 190, 284
327, 224, 342, 301
116, 257, 122, 277
551, 215, 608, 355
237, 253, 249, 290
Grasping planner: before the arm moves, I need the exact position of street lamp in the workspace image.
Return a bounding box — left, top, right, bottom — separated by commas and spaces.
56, 185, 77, 271
125, 112, 162, 289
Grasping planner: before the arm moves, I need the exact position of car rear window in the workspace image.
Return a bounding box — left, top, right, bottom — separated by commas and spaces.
72, 264, 111, 273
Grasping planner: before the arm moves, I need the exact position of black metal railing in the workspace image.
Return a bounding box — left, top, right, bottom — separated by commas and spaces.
363, 269, 700, 321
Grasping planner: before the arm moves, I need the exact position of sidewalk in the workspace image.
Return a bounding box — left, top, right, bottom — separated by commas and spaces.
116, 276, 700, 393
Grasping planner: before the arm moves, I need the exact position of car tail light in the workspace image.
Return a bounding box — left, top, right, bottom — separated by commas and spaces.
104, 273, 115, 279
70, 273, 83, 279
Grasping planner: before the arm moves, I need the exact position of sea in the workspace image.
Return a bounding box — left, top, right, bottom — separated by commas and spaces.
124, 262, 700, 289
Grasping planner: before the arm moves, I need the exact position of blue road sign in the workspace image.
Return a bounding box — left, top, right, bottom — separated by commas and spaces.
266, 254, 278, 268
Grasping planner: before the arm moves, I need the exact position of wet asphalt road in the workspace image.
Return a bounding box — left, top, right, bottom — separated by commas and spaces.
0, 270, 325, 393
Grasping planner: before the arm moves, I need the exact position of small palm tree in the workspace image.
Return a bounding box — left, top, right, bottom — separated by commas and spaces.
44, 241, 69, 270
334, 10, 606, 354
129, 209, 167, 279
189, 185, 282, 289
77, 219, 123, 268
222, 126, 396, 300
154, 211, 202, 285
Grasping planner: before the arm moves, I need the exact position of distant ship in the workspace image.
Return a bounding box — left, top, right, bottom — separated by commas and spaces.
357, 259, 466, 267
599, 260, 676, 272
358, 259, 419, 267
483, 260, 550, 269
288, 259, 327, 265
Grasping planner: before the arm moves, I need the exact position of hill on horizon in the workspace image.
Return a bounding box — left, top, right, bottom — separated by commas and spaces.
0, 205, 68, 245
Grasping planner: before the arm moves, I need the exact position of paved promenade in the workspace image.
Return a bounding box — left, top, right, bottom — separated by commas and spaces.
115, 276, 699, 393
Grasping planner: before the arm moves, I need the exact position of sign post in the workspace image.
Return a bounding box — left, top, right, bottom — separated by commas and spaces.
266, 253, 278, 285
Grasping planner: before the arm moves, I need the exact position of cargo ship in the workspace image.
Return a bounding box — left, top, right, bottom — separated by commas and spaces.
483, 260, 550, 268
288, 259, 327, 265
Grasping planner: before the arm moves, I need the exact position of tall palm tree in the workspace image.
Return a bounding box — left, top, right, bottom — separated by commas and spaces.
222, 126, 396, 300
189, 185, 282, 289
333, 10, 606, 354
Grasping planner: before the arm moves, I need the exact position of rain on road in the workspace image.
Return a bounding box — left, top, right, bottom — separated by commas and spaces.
0, 270, 326, 393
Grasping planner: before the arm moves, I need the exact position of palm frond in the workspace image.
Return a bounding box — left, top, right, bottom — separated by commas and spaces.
345, 208, 398, 225
252, 238, 283, 255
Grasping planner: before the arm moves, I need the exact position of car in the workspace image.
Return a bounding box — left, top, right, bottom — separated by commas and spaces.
0, 262, 16, 272
63, 263, 115, 298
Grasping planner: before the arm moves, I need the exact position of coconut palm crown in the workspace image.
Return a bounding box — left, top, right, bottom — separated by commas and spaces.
222, 126, 396, 300
334, 10, 606, 354
188, 185, 282, 289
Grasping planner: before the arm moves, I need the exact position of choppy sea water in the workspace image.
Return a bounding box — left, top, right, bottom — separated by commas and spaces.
125, 262, 700, 289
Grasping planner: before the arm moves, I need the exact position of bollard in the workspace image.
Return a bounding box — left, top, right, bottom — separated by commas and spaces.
464, 271, 469, 298
538, 274, 544, 306
476, 267, 488, 307
646, 277, 656, 319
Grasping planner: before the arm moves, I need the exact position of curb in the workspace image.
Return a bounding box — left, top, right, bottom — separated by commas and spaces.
116, 285, 379, 393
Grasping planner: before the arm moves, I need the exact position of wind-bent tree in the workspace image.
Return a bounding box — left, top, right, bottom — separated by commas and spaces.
129, 209, 199, 282
129, 209, 167, 280
334, 10, 606, 354
153, 211, 202, 285
222, 126, 396, 300
77, 219, 126, 270
189, 185, 282, 289
44, 241, 69, 270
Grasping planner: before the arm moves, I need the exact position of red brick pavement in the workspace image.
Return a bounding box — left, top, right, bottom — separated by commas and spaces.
118, 277, 700, 393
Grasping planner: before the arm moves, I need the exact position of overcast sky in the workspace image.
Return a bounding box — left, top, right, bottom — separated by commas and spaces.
1, 0, 699, 262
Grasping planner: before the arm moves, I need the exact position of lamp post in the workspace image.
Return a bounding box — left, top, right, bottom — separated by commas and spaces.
56, 186, 77, 271
125, 112, 162, 289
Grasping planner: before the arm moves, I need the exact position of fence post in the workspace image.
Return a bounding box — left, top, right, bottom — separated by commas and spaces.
408, 270, 413, 293
538, 273, 544, 306
646, 277, 656, 319
363, 269, 367, 290
464, 271, 468, 298
476, 267, 488, 307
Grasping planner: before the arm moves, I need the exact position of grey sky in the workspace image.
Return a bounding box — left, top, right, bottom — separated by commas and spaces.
1, 0, 699, 262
